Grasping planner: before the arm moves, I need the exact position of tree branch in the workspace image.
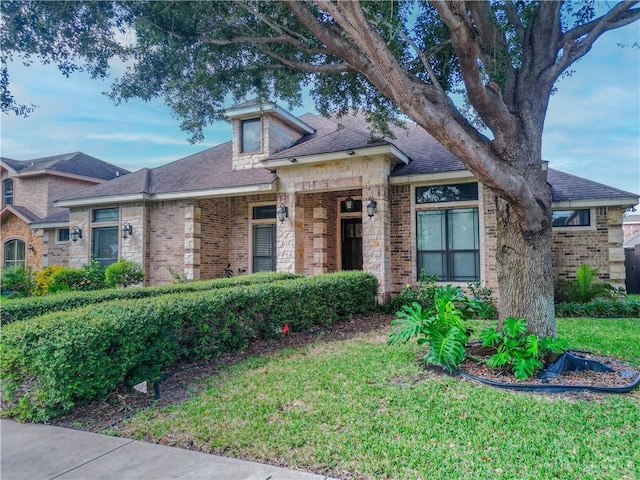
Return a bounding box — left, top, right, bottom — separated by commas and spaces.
256, 47, 354, 73
504, 1, 525, 45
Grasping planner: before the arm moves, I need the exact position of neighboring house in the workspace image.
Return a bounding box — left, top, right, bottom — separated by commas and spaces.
56, 101, 639, 299
623, 214, 640, 241
1, 152, 129, 272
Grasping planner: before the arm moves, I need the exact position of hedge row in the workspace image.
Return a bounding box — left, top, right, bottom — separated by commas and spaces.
0, 271, 378, 421
1, 272, 302, 324
555, 298, 640, 318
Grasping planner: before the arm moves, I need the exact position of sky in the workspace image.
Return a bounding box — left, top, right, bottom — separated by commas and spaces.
1, 18, 639, 199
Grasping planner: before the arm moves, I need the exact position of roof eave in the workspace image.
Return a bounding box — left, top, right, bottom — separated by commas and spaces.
226, 103, 315, 134
29, 221, 69, 229
12, 169, 112, 183
552, 196, 640, 209
56, 193, 149, 207
152, 182, 277, 200
261, 145, 410, 169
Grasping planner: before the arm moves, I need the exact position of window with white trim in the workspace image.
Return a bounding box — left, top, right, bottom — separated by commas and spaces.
241, 118, 261, 153
3, 179, 14, 206
552, 209, 590, 227
92, 208, 119, 266
4, 239, 26, 269
251, 205, 276, 272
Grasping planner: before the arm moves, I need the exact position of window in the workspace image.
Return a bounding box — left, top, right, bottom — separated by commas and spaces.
251, 204, 276, 272
417, 208, 479, 282
552, 209, 590, 227
241, 118, 261, 153
416, 183, 478, 204
3, 179, 14, 206
4, 239, 26, 269
57, 228, 70, 242
92, 208, 119, 266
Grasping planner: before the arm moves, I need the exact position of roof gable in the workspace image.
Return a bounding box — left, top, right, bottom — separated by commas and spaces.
2, 152, 129, 181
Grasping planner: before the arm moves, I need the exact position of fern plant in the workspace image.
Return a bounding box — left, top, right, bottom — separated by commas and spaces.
479, 317, 569, 380
389, 286, 473, 372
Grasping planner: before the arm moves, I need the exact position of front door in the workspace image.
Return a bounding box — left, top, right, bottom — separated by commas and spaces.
341, 218, 363, 270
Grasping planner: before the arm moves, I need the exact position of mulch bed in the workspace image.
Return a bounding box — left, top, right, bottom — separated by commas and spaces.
48, 313, 638, 432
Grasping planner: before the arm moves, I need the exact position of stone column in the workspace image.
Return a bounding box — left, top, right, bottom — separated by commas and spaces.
120, 204, 145, 266
362, 183, 391, 302
68, 209, 90, 268
313, 206, 328, 275
276, 193, 304, 273
184, 204, 202, 280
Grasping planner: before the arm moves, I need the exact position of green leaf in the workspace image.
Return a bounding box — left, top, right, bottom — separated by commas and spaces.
503, 317, 527, 338
423, 325, 467, 372
487, 351, 511, 367
479, 327, 501, 347
512, 356, 543, 380
388, 302, 430, 345
524, 335, 540, 358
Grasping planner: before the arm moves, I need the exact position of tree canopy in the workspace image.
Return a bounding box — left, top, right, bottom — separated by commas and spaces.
2, 1, 638, 335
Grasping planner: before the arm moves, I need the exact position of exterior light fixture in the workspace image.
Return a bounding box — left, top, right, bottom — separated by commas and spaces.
289, 158, 298, 163
276, 203, 289, 222
122, 222, 133, 239
70, 226, 83, 243
27, 244, 34, 253
366, 196, 378, 218
344, 195, 354, 212
346, 150, 356, 156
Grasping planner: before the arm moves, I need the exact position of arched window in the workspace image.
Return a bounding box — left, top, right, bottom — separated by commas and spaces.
4, 239, 26, 269
3, 179, 14, 206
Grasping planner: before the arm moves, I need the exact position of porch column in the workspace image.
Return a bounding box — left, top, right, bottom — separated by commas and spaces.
184, 204, 201, 280
362, 184, 391, 302
277, 193, 304, 273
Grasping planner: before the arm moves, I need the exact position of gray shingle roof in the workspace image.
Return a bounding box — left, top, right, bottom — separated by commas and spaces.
34, 210, 70, 225
3, 205, 41, 223
546, 169, 637, 202
55, 111, 637, 205
2, 152, 129, 180
59, 142, 276, 201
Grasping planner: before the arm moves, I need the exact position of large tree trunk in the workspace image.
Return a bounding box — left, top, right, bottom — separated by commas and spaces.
493, 179, 556, 338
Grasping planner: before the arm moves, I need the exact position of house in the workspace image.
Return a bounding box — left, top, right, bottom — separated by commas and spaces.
1, 152, 129, 272
55, 101, 639, 299
623, 214, 640, 241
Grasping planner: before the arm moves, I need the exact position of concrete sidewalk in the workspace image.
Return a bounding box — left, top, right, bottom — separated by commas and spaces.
1, 419, 335, 480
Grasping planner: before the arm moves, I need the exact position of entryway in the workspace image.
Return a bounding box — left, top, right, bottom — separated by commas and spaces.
341, 218, 363, 270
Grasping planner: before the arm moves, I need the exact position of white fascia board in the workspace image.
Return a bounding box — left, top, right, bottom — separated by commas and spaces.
56, 193, 148, 207
552, 197, 639, 209
30, 221, 69, 230
261, 145, 409, 168
152, 183, 276, 200
389, 169, 474, 185
227, 103, 315, 134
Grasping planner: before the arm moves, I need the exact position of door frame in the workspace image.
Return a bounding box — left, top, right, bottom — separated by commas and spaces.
337, 195, 362, 271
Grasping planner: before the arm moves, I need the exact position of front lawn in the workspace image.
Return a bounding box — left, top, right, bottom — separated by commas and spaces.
115, 318, 640, 479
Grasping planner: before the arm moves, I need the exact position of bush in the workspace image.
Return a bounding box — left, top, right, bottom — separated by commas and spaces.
554, 264, 612, 303
0, 271, 378, 420
1, 271, 303, 324
383, 272, 439, 313
32, 266, 66, 296
49, 260, 106, 292
105, 260, 145, 288
555, 298, 640, 318
1, 266, 34, 297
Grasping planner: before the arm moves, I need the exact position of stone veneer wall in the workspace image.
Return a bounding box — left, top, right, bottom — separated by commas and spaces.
552, 206, 626, 288
0, 215, 42, 271
41, 229, 69, 268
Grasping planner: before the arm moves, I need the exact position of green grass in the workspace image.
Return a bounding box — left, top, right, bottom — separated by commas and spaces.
117, 319, 640, 479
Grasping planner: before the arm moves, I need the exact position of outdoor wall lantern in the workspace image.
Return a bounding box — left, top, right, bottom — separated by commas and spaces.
344, 195, 354, 212
366, 196, 378, 218
70, 226, 83, 243
276, 203, 289, 222
122, 222, 133, 239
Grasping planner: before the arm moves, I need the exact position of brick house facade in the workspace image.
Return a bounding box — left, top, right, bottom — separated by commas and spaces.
57, 101, 638, 300
1, 153, 128, 272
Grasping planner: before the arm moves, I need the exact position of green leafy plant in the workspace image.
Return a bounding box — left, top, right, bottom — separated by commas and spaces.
32, 265, 65, 296
389, 286, 473, 372
384, 271, 438, 313
479, 317, 569, 380
1, 266, 34, 297
466, 280, 497, 319
105, 260, 145, 288
555, 264, 613, 304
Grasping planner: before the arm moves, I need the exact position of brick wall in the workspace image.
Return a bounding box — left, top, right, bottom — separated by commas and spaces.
47, 177, 99, 215
41, 228, 69, 267
552, 206, 626, 287
390, 184, 412, 292
199, 197, 230, 279
148, 201, 187, 284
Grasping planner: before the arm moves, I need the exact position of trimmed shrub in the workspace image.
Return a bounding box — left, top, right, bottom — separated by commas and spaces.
1, 271, 302, 324
32, 266, 66, 296
0, 271, 378, 420
555, 298, 640, 318
105, 260, 145, 288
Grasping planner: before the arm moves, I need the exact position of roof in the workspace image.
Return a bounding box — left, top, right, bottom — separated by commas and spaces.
0, 205, 41, 224
1, 152, 129, 181
624, 231, 640, 249
624, 214, 640, 224
54, 110, 638, 206
58, 143, 276, 202
546, 169, 637, 203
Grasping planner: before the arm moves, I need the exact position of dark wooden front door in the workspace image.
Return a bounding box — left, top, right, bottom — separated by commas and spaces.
341, 218, 363, 270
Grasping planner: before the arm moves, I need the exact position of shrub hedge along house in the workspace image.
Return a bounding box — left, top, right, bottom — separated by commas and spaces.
54, 101, 638, 301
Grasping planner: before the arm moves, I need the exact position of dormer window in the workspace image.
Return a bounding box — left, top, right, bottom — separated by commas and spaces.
241, 118, 261, 153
